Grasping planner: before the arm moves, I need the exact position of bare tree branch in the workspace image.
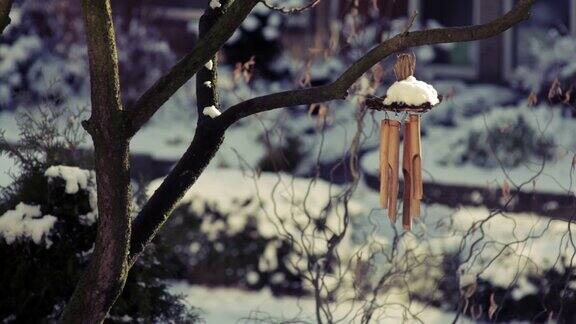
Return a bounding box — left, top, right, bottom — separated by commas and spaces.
128, 0, 535, 265
129, 122, 225, 262
128, 2, 229, 262
0, 0, 14, 34
124, 0, 259, 136
217, 0, 535, 127
196, 2, 224, 122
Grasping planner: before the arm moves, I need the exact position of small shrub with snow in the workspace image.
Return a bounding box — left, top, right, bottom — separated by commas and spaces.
155, 169, 364, 298
0, 1, 177, 110
0, 107, 199, 323
412, 208, 576, 322
0, 164, 200, 323
513, 30, 576, 93
224, 4, 284, 79
446, 113, 555, 168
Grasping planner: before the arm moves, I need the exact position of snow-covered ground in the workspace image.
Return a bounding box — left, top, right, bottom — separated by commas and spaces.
158, 167, 575, 323
169, 283, 469, 324
165, 204, 576, 323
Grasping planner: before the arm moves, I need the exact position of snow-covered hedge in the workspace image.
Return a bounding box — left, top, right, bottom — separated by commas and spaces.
513, 30, 576, 93
154, 168, 367, 297
0, 165, 198, 322
412, 206, 576, 322
0, 1, 176, 110
443, 107, 556, 168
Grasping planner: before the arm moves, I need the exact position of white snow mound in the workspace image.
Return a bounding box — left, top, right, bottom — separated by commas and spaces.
45, 165, 93, 194
0, 203, 57, 247
383, 76, 439, 106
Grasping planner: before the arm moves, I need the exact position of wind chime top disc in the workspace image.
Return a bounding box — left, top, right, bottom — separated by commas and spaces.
366, 54, 442, 114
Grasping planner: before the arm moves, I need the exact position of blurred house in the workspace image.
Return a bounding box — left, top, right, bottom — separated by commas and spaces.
140, 0, 576, 83
312, 0, 576, 83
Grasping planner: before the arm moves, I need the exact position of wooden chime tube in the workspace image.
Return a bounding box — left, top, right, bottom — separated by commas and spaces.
402, 122, 413, 230
379, 120, 390, 208
402, 114, 423, 230
380, 119, 401, 222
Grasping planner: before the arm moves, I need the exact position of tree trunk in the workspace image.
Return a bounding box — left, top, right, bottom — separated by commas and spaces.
60, 0, 131, 322
60, 139, 131, 323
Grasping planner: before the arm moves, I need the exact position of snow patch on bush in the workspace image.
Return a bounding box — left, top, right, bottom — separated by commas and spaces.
0, 203, 57, 247
45, 165, 94, 194
148, 169, 366, 284
44, 165, 98, 225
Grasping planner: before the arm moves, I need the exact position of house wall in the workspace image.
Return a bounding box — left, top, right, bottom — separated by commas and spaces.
477, 0, 505, 83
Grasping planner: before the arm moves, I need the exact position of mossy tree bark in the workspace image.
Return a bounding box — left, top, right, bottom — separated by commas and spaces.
60, 0, 131, 323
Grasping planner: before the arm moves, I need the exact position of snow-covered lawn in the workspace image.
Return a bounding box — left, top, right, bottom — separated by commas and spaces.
169, 283, 468, 324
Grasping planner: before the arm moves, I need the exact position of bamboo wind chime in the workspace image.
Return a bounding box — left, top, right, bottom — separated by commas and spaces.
368, 54, 441, 230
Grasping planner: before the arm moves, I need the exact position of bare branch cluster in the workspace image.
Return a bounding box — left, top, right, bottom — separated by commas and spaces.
0, 0, 537, 321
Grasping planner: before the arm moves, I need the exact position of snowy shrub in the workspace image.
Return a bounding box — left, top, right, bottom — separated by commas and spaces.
0, 166, 199, 323
426, 81, 517, 127
115, 18, 177, 106
413, 208, 576, 322
513, 30, 576, 93
0, 1, 177, 110
224, 4, 284, 79
445, 110, 555, 168
0, 3, 87, 109
153, 169, 365, 298
0, 106, 199, 323
258, 135, 304, 172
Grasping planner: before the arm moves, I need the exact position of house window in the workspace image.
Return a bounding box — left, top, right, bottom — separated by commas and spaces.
409, 0, 479, 78
419, 0, 476, 67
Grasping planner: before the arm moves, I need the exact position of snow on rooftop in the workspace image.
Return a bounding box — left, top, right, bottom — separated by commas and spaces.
383, 76, 439, 106
0, 203, 57, 247
45, 165, 94, 194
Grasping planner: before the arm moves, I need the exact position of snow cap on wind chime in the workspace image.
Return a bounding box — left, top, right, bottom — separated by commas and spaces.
367, 53, 441, 230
